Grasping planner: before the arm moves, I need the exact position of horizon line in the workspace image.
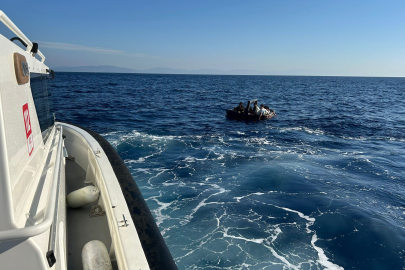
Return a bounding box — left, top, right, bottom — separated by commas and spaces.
52, 65, 405, 78
53, 70, 405, 78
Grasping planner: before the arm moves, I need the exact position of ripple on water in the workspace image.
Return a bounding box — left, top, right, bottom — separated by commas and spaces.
52, 74, 405, 269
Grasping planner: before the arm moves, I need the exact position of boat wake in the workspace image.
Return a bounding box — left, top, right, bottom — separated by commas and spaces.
100, 127, 405, 269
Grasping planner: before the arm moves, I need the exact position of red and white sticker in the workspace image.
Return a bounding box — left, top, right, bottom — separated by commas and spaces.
22, 103, 34, 156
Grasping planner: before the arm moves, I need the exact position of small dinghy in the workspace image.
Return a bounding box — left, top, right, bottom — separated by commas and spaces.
226, 99, 276, 120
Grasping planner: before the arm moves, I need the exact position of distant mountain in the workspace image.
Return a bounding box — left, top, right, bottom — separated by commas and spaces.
223, 69, 268, 75
54, 65, 140, 73
53, 65, 270, 75
143, 67, 189, 74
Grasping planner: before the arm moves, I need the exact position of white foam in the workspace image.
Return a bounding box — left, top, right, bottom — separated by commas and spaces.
104, 129, 185, 153
279, 126, 325, 136
263, 243, 300, 270
146, 168, 172, 186
183, 156, 208, 163
341, 135, 367, 141
270, 226, 282, 242
389, 137, 405, 142
233, 192, 266, 202
275, 206, 344, 269
162, 181, 183, 187
175, 249, 196, 261
277, 206, 315, 223
237, 263, 252, 270
248, 137, 274, 145
126, 151, 161, 164
133, 168, 151, 174
149, 196, 173, 227
183, 183, 228, 224
126, 157, 146, 163
311, 234, 344, 270
223, 228, 264, 244
183, 156, 195, 162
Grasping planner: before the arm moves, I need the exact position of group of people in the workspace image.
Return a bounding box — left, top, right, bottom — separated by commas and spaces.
233, 101, 272, 117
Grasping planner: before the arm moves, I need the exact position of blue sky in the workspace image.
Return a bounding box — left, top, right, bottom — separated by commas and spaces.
1, 1, 405, 76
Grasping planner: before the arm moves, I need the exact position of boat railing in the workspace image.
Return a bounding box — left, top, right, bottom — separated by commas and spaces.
0, 126, 62, 242
0, 10, 46, 63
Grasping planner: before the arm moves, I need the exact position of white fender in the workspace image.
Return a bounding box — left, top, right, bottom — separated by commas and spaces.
82, 240, 112, 270
67, 186, 100, 208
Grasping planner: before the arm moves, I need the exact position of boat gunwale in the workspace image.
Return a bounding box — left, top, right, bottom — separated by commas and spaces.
60, 121, 178, 270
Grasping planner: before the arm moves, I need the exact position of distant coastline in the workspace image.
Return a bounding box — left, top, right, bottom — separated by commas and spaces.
53, 65, 404, 77
53, 65, 270, 76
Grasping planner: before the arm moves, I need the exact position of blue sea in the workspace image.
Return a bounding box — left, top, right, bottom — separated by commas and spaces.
51, 73, 405, 270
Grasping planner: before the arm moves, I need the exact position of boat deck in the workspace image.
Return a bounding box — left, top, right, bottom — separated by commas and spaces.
66, 160, 118, 270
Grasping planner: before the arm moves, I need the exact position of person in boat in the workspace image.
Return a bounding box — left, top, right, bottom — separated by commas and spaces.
253, 102, 260, 115
265, 105, 276, 114
259, 104, 270, 118
234, 102, 245, 113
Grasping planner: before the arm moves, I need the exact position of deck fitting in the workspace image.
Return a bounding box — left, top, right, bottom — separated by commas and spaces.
89, 205, 105, 218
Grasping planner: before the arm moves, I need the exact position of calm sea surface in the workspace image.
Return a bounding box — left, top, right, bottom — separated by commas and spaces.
51, 73, 405, 270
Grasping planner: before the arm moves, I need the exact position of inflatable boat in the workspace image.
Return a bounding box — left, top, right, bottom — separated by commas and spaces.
226, 99, 276, 120
0, 11, 177, 270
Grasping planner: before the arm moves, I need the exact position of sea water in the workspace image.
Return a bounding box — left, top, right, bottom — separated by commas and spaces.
52, 73, 405, 270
